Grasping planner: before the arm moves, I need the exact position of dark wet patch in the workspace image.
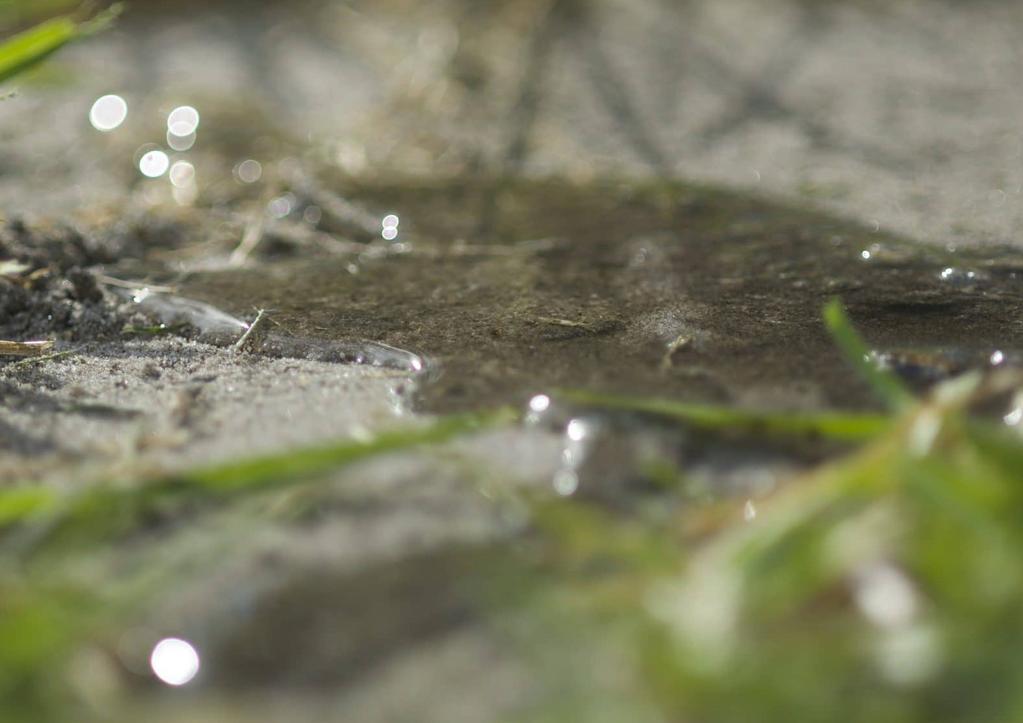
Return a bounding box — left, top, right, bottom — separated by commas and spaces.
178, 176, 1023, 413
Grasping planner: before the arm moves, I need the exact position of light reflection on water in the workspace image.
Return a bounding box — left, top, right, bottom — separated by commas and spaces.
89, 94, 128, 132
150, 638, 201, 687
169, 160, 195, 188
167, 105, 201, 137
382, 213, 400, 240
555, 417, 595, 497
139, 149, 170, 178
86, 94, 210, 199
167, 129, 196, 151
268, 193, 296, 219
235, 158, 263, 184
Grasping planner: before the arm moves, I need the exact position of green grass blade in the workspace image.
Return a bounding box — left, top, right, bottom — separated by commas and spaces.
0, 16, 77, 85
0, 5, 121, 86
558, 389, 891, 441
823, 298, 914, 411
18, 408, 518, 555
177, 408, 517, 493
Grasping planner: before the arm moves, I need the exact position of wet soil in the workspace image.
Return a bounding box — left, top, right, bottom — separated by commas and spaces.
181, 176, 1023, 413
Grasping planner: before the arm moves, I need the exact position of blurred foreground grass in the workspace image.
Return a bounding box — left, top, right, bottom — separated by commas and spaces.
511, 300, 1023, 722
0, 300, 1020, 721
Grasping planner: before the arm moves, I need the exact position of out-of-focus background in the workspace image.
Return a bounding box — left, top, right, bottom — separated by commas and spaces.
4, 0, 1023, 248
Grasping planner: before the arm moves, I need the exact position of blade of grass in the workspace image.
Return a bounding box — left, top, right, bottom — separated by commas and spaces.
823, 298, 914, 411
0, 4, 121, 86
558, 389, 891, 442
15, 407, 519, 555
177, 407, 517, 493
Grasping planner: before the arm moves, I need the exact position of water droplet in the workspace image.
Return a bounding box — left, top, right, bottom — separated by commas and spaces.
167, 130, 196, 152
267, 194, 296, 219
303, 205, 322, 225
139, 150, 170, 179
553, 469, 579, 497
235, 159, 263, 184
167, 105, 200, 137
938, 267, 979, 286
169, 161, 195, 188
149, 638, 200, 687
529, 394, 551, 413
89, 94, 127, 131
566, 418, 588, 442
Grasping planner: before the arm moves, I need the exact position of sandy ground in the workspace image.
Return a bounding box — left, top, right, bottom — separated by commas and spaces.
0, 338, 414, 481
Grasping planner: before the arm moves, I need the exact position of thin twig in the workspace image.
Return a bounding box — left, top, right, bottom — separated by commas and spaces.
535, 316, 595, 332
0, 340, 54, 358
660, 335, 692, 371
4, 349, 76, 369
234, 309, 267, 351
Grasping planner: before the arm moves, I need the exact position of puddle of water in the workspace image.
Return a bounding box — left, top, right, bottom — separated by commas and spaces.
178, 176, 1023, 414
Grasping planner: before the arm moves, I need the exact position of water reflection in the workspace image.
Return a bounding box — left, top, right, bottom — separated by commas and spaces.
528, 393, 551, 414
169, 160, 195, 188
150, 638, 201, 687
235, 159, 263, 184
302, 205, 322, 225
89, 94, 128, 132
382, 213, 400, 241
167, 129, 196, 152
138, 149, 170, 179
268, 194, 296, 219
167, 105, 200, 137
553, 417, 596, 497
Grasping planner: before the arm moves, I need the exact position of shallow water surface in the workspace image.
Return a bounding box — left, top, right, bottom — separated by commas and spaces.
182, 177, 1023, 413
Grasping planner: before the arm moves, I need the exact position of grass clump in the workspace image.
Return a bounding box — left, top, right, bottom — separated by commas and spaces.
510, 300, 1023, 722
